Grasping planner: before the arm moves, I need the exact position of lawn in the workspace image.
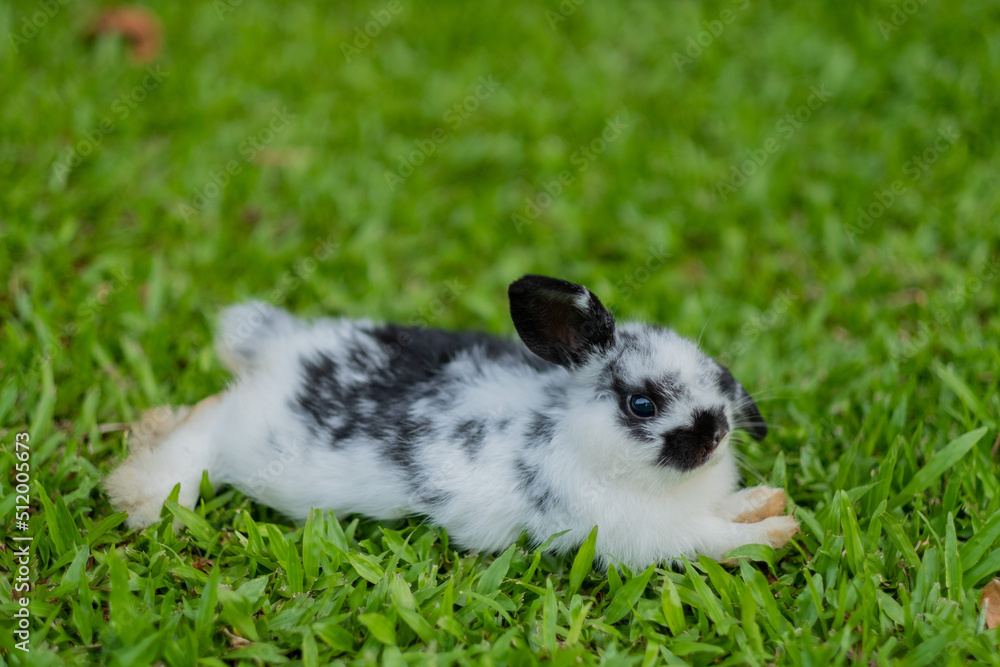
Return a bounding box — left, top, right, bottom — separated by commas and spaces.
2, 0, 1000, 664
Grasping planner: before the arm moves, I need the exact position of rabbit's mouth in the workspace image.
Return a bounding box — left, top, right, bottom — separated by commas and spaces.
656, 408, 730, 472
676, 434, 728, 471
699, 433, 730, 469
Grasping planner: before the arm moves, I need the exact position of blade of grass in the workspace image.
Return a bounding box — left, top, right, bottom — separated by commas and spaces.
888, 427, 987, 508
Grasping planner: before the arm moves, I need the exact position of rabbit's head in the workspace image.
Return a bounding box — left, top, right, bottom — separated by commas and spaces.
509, 275, 766, 481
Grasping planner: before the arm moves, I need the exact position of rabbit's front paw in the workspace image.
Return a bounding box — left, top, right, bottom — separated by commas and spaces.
758, 513, 800, 549
700, 511, 801, 564
717, 514, 800, 565
721, 485, 789, 524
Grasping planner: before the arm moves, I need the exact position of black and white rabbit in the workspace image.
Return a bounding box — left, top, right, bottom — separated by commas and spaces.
105, 275, 798, 569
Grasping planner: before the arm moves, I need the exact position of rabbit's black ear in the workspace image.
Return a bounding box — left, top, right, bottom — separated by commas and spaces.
717, 365, 768, 440
508, 275, 615, 368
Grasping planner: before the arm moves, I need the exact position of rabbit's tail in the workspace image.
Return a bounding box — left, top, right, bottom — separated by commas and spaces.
215, 301, 297, 375
104, 394, 227, 529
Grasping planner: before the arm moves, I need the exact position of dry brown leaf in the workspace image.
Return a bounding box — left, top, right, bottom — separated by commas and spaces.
92, 6, 163, 63
221, 627, 252, 649
191, 557, 215, 572
886, 288, 928, 307
980, 578, 1000, 630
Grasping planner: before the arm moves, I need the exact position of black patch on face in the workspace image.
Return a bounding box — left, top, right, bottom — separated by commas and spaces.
514, 457, 556, 514
715, 365, 737, 399
606, 367, 681, 444
658, 407, 729, 472
715, 364, 767, 440
597, 356, 620, 393
453, 419, 488, 456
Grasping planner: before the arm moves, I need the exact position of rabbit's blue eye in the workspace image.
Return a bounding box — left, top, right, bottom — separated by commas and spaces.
628, 395, 655, 418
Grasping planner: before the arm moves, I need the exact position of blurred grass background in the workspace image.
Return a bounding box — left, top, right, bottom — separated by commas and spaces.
1, 0, 999, 663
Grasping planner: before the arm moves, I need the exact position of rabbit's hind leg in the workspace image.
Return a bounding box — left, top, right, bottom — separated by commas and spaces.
104, 394, 225, 529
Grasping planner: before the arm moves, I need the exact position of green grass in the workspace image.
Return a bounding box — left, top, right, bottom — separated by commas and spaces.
2, 0, 1000, 664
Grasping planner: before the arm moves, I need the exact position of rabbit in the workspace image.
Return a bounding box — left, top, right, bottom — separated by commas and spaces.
105, 274, 798, 570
